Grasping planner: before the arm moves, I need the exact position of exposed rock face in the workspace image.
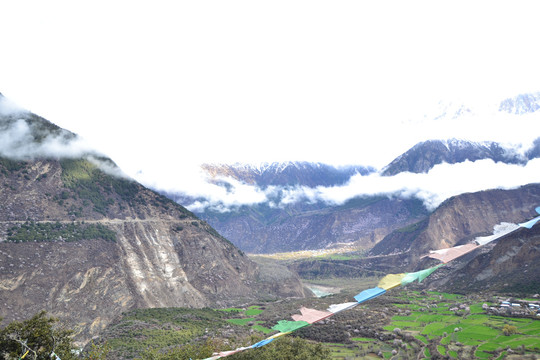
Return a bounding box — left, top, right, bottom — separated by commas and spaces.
369, 184, 540, 264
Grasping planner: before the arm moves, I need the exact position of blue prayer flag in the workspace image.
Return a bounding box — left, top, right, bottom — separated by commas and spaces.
251, 338, 274, 348
354, 287, 386, 304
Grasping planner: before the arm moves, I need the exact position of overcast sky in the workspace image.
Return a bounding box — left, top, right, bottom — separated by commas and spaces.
2, 1, 540, 211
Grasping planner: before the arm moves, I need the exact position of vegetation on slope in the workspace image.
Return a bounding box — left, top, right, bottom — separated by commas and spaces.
60, 159, 141, 215
7, 289, 537, 359
59, 158, 195, 218
90, 306, 329, 359
0, 156, 26, 174
91, 287, 540, 359
6, 221, 117, 243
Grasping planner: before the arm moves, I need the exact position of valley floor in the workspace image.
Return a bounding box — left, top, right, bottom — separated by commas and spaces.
95, 275, 540, 360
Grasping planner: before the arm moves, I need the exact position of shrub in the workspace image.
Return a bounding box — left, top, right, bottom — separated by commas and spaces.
502, 324, 518, 336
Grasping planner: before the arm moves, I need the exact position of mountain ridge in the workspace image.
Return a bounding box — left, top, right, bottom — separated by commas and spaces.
201, 161, 374, 188
0, 100, 307, 344
381, 138, 527, 176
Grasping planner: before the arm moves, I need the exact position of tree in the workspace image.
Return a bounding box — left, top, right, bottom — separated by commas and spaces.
82, 341, 111, 360
0, 311, 76, 360
502, 324, 518, 336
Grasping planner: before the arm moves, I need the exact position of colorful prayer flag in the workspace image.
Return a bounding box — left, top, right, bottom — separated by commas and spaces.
427, 243, 478, 263
401, 264, 443, 285
291, 307, 333, 324
327, 302, 358, 314
271, 320, 310, 333
378, 273, 406, 290
354, 287, 386, 303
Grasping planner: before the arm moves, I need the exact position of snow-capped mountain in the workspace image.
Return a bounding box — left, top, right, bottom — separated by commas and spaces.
201, 161, 374, 188
381, 138, 528, 176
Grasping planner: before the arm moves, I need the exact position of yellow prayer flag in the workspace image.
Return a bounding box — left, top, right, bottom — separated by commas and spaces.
378, 273, 406, 290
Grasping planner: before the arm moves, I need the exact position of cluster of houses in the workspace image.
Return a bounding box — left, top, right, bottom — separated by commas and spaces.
497, 300, 540, 317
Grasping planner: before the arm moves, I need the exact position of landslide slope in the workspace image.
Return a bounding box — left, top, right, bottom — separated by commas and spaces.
369, 184, 540, 263
0, 99, 306, 344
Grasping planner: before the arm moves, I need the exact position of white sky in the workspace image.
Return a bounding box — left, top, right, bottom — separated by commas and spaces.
1, 1, 540, 209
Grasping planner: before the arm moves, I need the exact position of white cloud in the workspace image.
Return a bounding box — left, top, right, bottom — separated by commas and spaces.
0, 118, 121, 176
161, 158, 540, 212
306, 159, 540, 211
0, 96, 26, 116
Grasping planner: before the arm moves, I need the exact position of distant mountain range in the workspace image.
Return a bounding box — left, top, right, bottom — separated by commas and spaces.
168, 161, 429, 253
170, 137, 540, 254
165, 91, 540, 255
201, 161, 374, 188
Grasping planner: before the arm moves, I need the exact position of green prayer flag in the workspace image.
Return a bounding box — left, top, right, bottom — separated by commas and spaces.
271, 320, 310, 333
401, 264, 443, 286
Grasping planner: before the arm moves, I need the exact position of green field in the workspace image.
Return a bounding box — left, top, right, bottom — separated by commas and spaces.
376, 291, 540, 359
322, 290, 540, 359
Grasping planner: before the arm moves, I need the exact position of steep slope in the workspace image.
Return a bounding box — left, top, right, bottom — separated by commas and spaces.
0, 100, 306, 344
369, 184, 540, 263
433, 223, 540, 294
381, 139, 525, 176
200, 197, 428, 253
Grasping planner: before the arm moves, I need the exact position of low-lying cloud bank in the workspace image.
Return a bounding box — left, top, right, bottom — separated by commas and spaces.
293, 158, 540, 211
154, 158, 540, 213
0, 118, 93, 160
0, 95, 26, 116
0, 114, 127, 179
